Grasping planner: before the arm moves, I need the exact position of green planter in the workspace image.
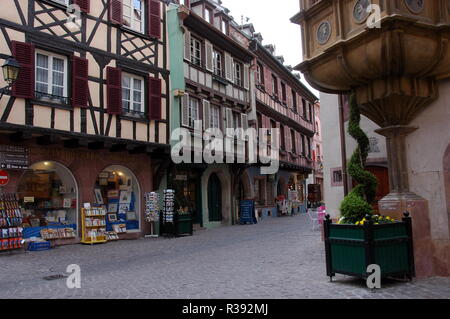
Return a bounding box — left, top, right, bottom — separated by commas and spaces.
324, 213, 415, 281
176, 213, 193, 237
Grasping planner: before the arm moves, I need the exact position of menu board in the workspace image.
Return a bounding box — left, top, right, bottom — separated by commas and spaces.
239, 200, 255, 225
0, 145, 29, 170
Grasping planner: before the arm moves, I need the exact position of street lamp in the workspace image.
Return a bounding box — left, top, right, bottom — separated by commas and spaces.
0, 57, 21, 100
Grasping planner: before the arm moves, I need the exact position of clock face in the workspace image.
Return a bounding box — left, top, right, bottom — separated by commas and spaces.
353, 0, 371, 23
405, 0, 424, 14
317, 21, 331, 45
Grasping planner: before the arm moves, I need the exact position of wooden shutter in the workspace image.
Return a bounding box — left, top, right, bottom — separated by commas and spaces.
11, 41, 35, 99
205, 40, 213, 72
264, 66, 272, 94
243, 64, 249, 90
241, 113, 248, 140
224, 52, 233, 82
184, 30, 191, 61
72, 56, 89, 108
181, 93, 189, 127
73, 0, 90, 12
148, 76, 162, 120
203, 100, 210, 130
148, 0, 161, 39
285, 127, 291, 153
106, 66, 122, 115
109, 0, 122, 25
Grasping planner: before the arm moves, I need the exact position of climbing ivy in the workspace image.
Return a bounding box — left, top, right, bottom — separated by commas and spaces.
339, 94, 378, 224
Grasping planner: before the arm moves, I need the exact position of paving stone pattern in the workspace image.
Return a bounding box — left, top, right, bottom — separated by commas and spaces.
0, 214, 449, 299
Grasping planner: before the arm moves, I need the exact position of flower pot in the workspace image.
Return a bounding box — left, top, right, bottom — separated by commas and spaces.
324, 213, 415, 281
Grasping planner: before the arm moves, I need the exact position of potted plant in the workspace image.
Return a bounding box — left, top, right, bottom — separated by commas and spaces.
324, 94, 415, 281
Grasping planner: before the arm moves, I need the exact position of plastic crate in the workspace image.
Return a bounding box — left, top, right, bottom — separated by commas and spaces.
27, 241, 51, 251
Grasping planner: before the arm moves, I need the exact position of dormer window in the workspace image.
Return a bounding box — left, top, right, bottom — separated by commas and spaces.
204, 8, 212, 23
221, 20, 228, 35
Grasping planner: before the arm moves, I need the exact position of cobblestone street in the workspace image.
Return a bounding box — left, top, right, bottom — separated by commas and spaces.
0, 214, 449, 299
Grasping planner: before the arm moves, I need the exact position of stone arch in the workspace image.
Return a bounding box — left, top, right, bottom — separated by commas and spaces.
444, 143, 450, 236
201, 165, 232, 226
239, 169, 253, 199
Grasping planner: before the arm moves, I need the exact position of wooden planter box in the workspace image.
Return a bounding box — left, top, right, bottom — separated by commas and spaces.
175, 213, 193, 237
324, 213, 415, 281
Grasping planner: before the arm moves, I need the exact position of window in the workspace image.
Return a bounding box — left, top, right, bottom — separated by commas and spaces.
52, 0, 69, 5
256, 63, 264, 86
280, 125, 285, 150
204, 8, 212, 23
35, 50, 68, 103
309, 103, 313, 122
292, 90, 297, 113
221, 20, 228, 34
233, 112, 240, 130
210, 105, 220, 129
122, 73, 145, 114
281, 82, 287, 103
272, 75, 278, 96
190, 37, 202, 67
123, 0, 145, 33
213, 50, 222, 76
302, 98, 307, 119
331, 168, 343, 187
234, 61, 242, 87
188, 97, 200, 128
307, 137, 312, 158
301, 135, 306, 156
291, 130, 296, 154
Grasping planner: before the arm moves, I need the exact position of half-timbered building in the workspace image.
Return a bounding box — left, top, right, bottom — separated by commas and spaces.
246, 32, 318, 218
167, 0, 254, 228
0, 0, 170, 240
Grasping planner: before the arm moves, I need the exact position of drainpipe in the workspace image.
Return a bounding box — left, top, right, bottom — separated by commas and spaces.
338, 94, 349, 196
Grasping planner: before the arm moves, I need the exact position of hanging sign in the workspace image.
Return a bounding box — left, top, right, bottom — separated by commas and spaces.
0, 170, 9, 186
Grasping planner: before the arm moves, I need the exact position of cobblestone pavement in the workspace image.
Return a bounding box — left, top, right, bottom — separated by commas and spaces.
0, 214, 449, 299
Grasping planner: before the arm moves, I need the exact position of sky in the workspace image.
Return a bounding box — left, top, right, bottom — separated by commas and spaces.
221, 0, 320, 97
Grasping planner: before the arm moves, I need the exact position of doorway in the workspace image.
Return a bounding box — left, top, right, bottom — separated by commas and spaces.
208, 173, 222, 222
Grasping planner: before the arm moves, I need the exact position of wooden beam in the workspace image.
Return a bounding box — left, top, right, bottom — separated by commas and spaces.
36, 135, 60, 145
88, 141, 104, 150
109, 143, 127, 152
9, 131, 32, 143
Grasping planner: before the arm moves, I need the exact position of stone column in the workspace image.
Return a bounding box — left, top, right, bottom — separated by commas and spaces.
376, 125, 434, 278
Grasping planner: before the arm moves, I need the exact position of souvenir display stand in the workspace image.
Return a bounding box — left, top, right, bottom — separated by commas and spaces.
0, 193, 24, 252
160, 190, 176, 237
144, 192, 159, 238
80, 205, 107, 245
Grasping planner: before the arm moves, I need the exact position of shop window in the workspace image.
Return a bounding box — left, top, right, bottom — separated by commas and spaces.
18, 161, 78, 229
123, 0, 145, 33
95, 166, 140, 232
35, 50, 68, 104
122, 73, 145, 114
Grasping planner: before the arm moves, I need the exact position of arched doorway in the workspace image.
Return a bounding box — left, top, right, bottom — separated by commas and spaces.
95, 165, 141, 232
208, 173, 222, 222
17, 161, 79, 232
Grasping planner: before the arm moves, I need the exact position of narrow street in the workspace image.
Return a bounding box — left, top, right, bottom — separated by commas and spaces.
0, 214, 449, 299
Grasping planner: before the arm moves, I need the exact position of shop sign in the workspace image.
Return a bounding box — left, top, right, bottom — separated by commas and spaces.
0, 170, 9, 186
24, 196, 35, 203
175, 175, 188, 181
0, 145, 29, 170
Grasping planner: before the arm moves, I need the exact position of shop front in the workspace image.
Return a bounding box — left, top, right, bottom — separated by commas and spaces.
0, 138, 155, 248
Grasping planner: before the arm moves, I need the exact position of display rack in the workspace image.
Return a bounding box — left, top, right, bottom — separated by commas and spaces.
0, 193, 24, 252
144, 192, 159, 238
160, 190, 175, 237
80, 206, 107, 244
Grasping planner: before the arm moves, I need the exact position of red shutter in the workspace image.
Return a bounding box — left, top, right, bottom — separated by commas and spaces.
106, 67, 122, 115
109, 0, 122, 25
148, 76, 162, 120
148, 0, 161, 39
73, 0, 90, 13
11, 41, 35, 99
72, 56, 89, 108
